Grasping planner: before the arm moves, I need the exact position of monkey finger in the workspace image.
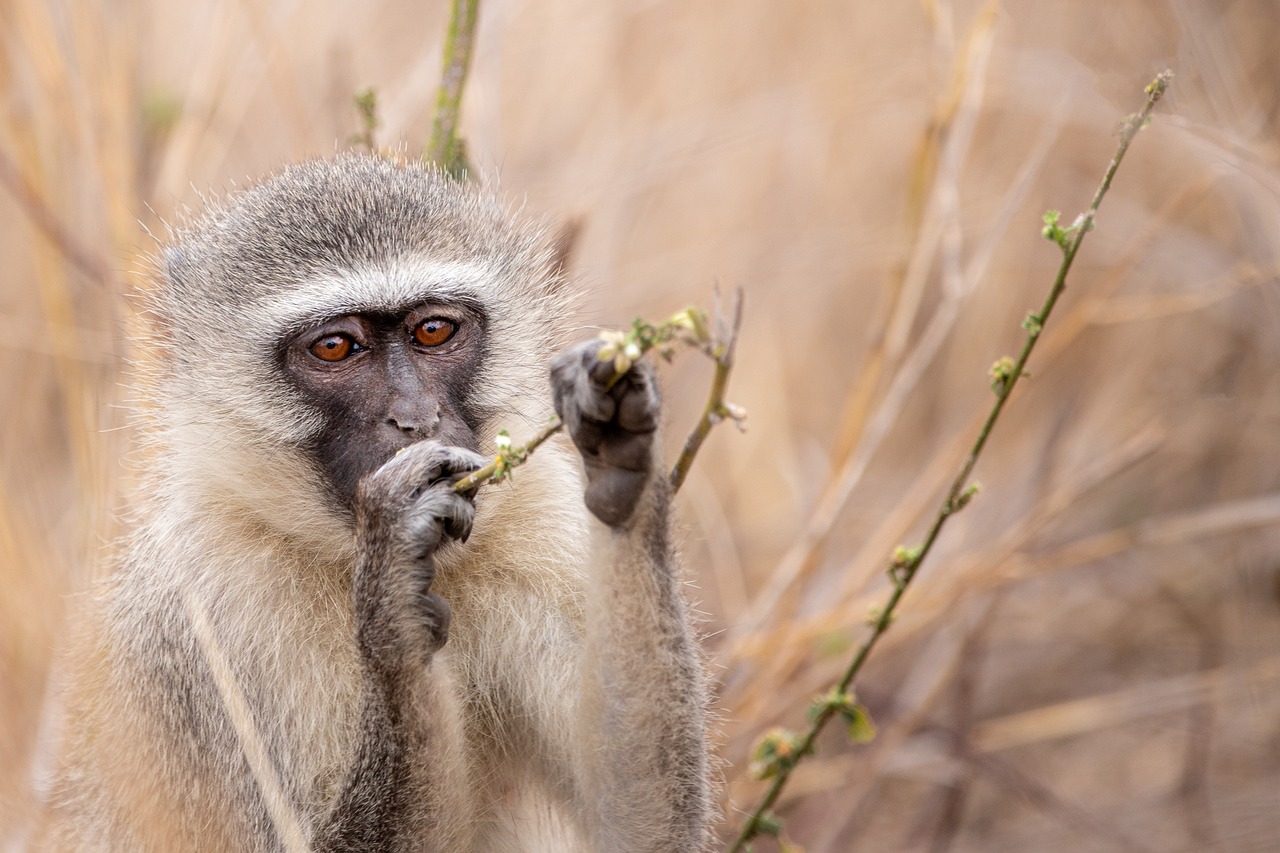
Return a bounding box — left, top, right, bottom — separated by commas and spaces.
553, 365, 616, 431
398, 442, 486, 487
552, 339, 613, 387
414, 591, 452, 653
434, 446, 488, 479
613, 374, 660, 434
549, 342, 594, 390
586, 352, 618, 388
439, 493, 476, 543
561, 404, 605, 457
407, 486, 475, 544
554, 340, 621, 396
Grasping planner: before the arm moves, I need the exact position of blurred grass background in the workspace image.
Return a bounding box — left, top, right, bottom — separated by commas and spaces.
3, 0, 1280, 849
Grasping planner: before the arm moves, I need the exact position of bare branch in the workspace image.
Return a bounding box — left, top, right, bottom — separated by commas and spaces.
728, 69, 1174, 852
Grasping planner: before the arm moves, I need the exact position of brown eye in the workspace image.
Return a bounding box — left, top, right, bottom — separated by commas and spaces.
309, 334, 357, 362
414, 318, 457, 347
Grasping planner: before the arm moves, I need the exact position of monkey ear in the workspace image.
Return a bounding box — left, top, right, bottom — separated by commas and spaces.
162, 246, 188, 285
545, 218, 582, 287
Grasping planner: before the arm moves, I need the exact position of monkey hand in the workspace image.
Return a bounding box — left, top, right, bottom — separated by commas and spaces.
352, 441, 486, 681
551, 340, 660, 528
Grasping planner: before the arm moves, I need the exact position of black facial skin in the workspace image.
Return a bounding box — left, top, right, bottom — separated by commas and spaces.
279, 300, 487, 509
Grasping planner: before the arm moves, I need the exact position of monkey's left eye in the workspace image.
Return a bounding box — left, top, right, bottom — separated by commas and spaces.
309, 334, 360, 362
414, 318, 458, 347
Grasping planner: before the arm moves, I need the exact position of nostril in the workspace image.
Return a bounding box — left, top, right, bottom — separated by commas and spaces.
385, 403, 441, 436
386, 417, 418, 434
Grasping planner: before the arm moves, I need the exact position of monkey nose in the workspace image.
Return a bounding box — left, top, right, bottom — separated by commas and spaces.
385, 416, 416, 434
385, 403, 441, 435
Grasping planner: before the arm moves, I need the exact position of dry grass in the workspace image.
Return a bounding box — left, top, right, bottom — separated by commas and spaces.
3, 0, 1280, 850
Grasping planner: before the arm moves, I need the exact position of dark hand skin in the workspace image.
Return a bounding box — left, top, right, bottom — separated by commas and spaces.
551, 340, 660, 528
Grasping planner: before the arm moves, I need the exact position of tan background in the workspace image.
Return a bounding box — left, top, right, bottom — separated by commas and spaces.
3, 0, 1279, 849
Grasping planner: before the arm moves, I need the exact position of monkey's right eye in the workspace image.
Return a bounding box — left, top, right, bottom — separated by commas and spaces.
309, 334, 360, 362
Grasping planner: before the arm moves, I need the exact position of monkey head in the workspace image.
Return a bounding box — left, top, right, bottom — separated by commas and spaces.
143, 156, 569, 554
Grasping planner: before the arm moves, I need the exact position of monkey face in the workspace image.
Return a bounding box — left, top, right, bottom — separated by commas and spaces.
279, 298, 487, 509
148, 156, 570, 550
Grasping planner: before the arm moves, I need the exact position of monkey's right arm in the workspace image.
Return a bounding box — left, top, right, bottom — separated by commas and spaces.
312, 442, 483, 853
548, 342, 714, 850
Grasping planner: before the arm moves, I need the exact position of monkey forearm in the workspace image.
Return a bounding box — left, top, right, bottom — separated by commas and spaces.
316, 542, 446, 848
321, 439, 480, 852
313, 679, 412, 853
576, 483, 713, 850
546, 342, 713, 846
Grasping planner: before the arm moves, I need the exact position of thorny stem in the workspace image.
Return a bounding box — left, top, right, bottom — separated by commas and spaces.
729, 69, 1173, 853
426, 0, 480, 179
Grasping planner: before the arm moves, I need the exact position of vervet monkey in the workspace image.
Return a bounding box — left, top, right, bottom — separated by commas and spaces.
43, 155, 712, 851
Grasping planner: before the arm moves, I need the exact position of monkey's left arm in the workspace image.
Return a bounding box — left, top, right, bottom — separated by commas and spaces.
550, 342, 714, 851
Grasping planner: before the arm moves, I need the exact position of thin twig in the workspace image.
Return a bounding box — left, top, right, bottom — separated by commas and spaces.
728, 69, 1173, 852
452, 418, 561, 494
184, 591, 309, 853
426, 0, 480, 178
453, 300, 744, 496
671, 288, 745, 491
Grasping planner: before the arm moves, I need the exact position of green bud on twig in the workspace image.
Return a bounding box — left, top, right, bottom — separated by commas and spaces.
989, 356, 1028, 395
865, 606, 895, 628
951, 482, 981, 512
754, 811, 782, 838
989, 356, 1015, 393
1040, 209, 1064, 245
808, 688, 877, 745
749, 728, 809, 780
888, 544, 922, 585
891, 544, 921, 569
1041, 209, 1092, 252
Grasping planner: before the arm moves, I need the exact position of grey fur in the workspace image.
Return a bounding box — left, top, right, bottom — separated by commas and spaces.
41, 155, 713, 851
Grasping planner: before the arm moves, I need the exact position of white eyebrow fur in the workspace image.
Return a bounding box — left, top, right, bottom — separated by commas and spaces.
257, 257, 496, 334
